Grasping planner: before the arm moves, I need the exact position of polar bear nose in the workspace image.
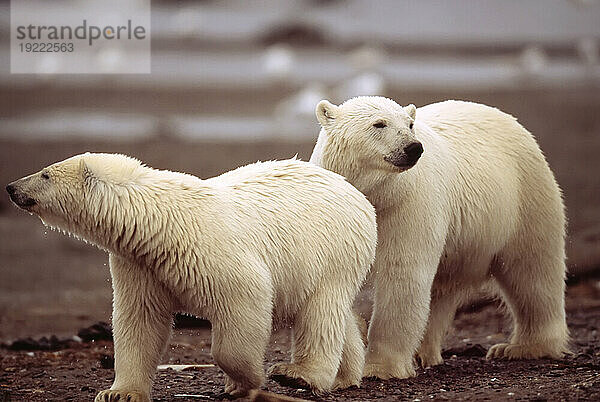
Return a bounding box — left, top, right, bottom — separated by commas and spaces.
404, 142, 423, 159
6, 184, 15, 195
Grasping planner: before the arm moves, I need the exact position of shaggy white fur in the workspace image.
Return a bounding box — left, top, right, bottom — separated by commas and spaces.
8, 153, 377, 401
310, 96, 569, 380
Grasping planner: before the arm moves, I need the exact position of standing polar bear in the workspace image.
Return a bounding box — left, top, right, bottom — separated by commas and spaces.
7, 153, 377, 401
310, 96, 568, 380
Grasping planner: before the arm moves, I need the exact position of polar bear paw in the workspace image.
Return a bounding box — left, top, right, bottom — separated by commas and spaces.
94, 389, 149, 402
416, 351, 444, 368
487, 343, 533, 360
268, 363, 329, 393
332, 375, 360, 390
362, 361, 416, 380
486, 342, 564, 360
224, 375, 251, 397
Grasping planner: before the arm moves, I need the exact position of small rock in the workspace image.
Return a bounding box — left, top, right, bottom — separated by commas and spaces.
99, 354, 114, 369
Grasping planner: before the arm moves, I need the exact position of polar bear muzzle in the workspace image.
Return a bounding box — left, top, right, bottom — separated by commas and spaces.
6, 182, 37, 209
384, 141, 423, 169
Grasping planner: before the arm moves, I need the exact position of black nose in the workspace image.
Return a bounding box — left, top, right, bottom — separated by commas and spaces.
404, 142, 423, 159
6, 184, 15, 195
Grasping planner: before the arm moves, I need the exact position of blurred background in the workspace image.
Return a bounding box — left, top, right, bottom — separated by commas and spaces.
0, 0, 599, 340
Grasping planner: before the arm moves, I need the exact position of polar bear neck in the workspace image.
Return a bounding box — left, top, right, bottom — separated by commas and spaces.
321, 151, 410, 210
71, 168, 216, 266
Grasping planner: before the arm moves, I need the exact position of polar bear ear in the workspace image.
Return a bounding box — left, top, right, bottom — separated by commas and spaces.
404, 104, 417, 120
316, 100, 339, 127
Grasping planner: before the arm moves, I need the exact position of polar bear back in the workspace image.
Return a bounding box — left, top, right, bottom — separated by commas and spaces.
414, 100, 564, 267
163, 158, 377, 321
209, 158, 376, 259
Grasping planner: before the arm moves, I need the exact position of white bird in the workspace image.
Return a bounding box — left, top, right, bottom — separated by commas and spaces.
96, 46, 124, 73
348, 45, 387, 72
519, 45, 548, 76
577, 37, 599, 66
262, 44, 296, 82
274, 83, 329, 139
172, 7, 204, 37
334, 71, 386, 100
36, 53, 62, 74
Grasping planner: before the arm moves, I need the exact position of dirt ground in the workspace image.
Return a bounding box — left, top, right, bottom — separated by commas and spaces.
1, 282, 599, 401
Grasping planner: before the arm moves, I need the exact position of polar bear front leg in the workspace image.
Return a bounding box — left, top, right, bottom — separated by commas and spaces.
95, 254, 174, 402
364, 255, 438, 380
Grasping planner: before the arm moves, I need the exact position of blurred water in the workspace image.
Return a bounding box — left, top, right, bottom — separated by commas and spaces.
148, 0, 600, 46
0, 111, 156, 140
0, 0, 599, 140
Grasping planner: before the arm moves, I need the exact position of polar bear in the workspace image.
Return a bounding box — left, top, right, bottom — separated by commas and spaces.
310, 96, 568, 380
6, 153, 377, 401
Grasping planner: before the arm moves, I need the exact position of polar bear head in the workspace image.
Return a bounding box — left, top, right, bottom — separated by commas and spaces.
311, 96, 422, 186
6, 153, 144, 245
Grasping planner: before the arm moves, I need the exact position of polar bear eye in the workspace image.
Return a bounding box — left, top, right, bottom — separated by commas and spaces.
409, 122, 414, 129
41, 172, 50, 180
373, 122, 387, 129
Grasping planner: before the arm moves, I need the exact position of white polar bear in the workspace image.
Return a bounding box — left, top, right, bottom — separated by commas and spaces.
6, 153, 377, 400
310, 96, 568, 380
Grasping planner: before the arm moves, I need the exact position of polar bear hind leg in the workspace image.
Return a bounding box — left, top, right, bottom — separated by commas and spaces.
269, 282, 353, 393
212, 315, 271, 397
332, 311, 365, 390
417, 285, 468, 367
488, 247, 569, 360
211, 280, 273, 397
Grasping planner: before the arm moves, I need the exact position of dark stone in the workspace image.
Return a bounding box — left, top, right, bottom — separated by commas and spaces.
99, 354, 114, 369
261, 23, 327, 46
77, 322, 113, 342
442, 344, 487, 358
6, 335, 73, 351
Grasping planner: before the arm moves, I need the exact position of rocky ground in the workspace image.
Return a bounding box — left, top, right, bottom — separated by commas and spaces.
1, 282, 599, 401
